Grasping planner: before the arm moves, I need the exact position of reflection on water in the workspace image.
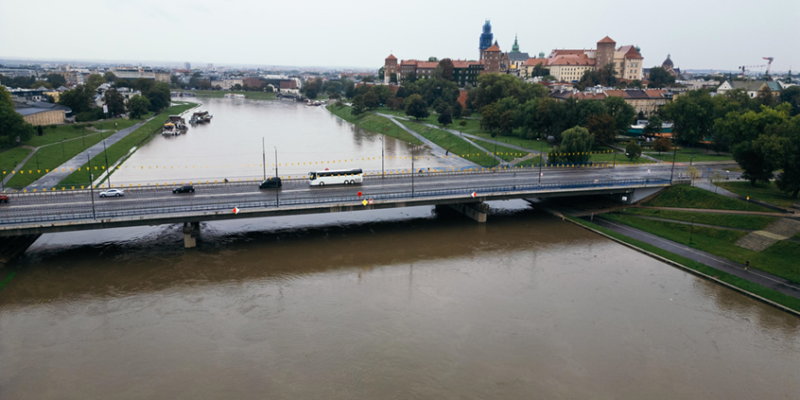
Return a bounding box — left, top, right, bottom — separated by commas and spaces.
111, 98, 456, 186
1, 200, 799, 399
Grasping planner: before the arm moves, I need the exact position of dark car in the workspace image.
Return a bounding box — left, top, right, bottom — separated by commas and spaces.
0, 194, 8, 204
173, 185, 195, 194
259, 177, 282, 189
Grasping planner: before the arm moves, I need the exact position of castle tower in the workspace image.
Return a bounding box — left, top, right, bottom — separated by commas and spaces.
596, 36, 616, 72
384, 54, 398, 84
482, 41, 502, 74
479, 20, 493, 60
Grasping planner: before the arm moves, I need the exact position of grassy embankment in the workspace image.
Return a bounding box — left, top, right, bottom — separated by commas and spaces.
602, 213, 800, 284
189, 90, 277, 100
327, 105, 421, 145
623, 208, 777, 230
2, 118, 149, 189
58, 102, 197, 188
716, 181, 798, 209
471, 139, 531, 162
648, 148, 734, 163
399, 120, 499, 167
1, 147, 33, 181
642, 184, 773, 212
567, 216, 800, 313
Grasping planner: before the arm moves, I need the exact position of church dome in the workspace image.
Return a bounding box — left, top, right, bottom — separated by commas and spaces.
662, 54, 674, 68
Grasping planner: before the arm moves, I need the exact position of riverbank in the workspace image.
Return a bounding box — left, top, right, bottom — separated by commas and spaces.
1, 117, 153, 189
551, 185, 800, 314
189, 90, 276, 100
326, 104, 422, 145
58, 102, 198, 188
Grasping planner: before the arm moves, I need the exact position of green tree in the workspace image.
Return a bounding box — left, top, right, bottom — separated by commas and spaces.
625, 140, 642, 160
438, 58, 455, 81
585, 113, 616, 145
103, 71, 116, 82
604, 95, 636, 135
344, 79, 355, 99
146, 82, 171, 112
0, 86, 35, 147
58, 85, 94, 114
451, 101, 463, 119
549, 126, 594, 163
438, 108, 453, 126
775, 116, 800, 197
44, 73, 67, 87
756, 86, 775, 107
127, 95, 150, 119
647, 67, 676, 88
779, 86, 800, 116
103, 88, 126, 116
600, 63, 618, 87
86, 74, 106, 90
389, 73, 397, 84
661, 90, 715, 147
404, 94, 430, 120
351, 94, 367, 117
378, 66, 385, 81
479, 104, 500, 133
732, 134, 787, 186
30, 81, 53, 89
363, 91, 380, 109
653, 137, 672, 154
643, 116, 662, 137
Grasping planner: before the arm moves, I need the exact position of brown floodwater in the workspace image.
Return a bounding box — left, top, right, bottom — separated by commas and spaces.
1, 200, 799, 400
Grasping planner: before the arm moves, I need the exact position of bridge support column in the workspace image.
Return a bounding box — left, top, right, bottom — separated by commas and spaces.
183, 222, 200, 248
442, 202, 487, 223
0, 234, 41, 269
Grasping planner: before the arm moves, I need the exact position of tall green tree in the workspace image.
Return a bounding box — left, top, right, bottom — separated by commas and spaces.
779, 86, 800, 116
378, 66, 385, 81
351, 95, 366, 117
585, 113, 616, 145
732, 134, 787, 186
404, 94, 430, 120
604, 95, 636, 135
647, 67, 675, 88
103, 88, 126, 116
438, 108, 453, 127
44, 73, 67, 87
103, 71, 116, 82
625, 140, 642, 160
58, 85, 94, 114
86, 74, 106, 90
479, 104, 500, 133
643, 116, 662, 137
0, 86, 35, 148
363, 91, 380, 109
548, 126, 594, 164
146, 82, 171, 112
127, 95, 150, 119
437, 59, 455, 81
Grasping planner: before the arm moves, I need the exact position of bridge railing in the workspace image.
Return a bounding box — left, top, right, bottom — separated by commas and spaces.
1, 177, 669, 227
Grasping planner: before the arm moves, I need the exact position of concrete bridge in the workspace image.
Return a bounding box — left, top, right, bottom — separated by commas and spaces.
0, 165, 677, 251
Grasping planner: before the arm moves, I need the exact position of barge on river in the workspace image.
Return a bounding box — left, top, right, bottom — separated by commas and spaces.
189, 111, 212, 124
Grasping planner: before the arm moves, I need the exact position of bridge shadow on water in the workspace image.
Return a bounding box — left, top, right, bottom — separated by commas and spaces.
2, 200, 608, 304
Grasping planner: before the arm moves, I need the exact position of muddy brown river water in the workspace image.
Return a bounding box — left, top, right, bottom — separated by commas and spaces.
1, 99, 798, 399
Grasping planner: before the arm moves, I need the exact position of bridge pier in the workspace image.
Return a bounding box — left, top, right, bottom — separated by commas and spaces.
0, 234, 41, 268
182, 222, 200, 248
440, 202, 487, 223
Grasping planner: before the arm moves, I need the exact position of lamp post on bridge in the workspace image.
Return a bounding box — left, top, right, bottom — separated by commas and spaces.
411, 148, 415, 198
274, 146, 279, 207
538, 138, 543, 185
103, 139, 111, 188
381, 135, 385, 178
87, 152, 96, 220
262, 137, 266, 180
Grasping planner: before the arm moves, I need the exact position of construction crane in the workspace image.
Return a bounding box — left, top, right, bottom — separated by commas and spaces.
763, 57, 774, 79
739, 64, 765, 78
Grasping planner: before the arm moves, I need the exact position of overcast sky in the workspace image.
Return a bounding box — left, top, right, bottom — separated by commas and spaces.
2, 0, 798, 72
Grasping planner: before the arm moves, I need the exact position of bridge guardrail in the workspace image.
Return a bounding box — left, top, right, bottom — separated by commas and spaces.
1, 178, 669, 227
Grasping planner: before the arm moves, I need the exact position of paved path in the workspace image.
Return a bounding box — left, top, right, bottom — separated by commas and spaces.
589, 216, 800, 300
1, 147, 37, 191
379, 115, 478, 169
24, 118, 153, 191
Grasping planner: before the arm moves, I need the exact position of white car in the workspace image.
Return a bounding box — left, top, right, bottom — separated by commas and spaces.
99, 189, 125, 198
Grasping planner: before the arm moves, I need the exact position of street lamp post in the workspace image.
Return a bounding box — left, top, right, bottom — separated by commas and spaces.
669, 136, 678, 184
689, 216, 695, 244
262, 137, 266, 180
87, 152, 96, 220
36, 153, 39, 171
381, 135, 385, 178
102, 139, 111, 187
62, 140, 66, 159
411, 150, 415, 198
538, 139, 543, 184
274, 147, 279, 207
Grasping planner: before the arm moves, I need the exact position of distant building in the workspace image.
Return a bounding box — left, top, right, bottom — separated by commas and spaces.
242, 77, 263, 88
389, 56, 484, 86
112, 67, 157, 80
481, 41, 507, 74
185, 62, 191, 70
479, 20, 493, 60
547, 36, 644, 81
550, 88, 672, 117
15, 101, 72, 125
154, 70, 171, 83
717, 80, 782, 98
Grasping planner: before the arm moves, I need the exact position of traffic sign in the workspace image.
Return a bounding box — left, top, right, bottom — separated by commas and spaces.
357, 191, 362, 197
471, 192, 477, 198
368, 199, 373, 205
233, 207, 240, 214
362, 199, 368, 206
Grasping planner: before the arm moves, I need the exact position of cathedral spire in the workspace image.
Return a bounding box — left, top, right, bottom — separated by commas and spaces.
511, 34, 520, 53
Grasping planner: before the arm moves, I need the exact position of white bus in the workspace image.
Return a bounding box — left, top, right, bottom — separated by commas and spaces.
309, 168, 363, 186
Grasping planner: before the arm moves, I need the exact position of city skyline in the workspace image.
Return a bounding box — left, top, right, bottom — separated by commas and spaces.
1, 0, 798, 72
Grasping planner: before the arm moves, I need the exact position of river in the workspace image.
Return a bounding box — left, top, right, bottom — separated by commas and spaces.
1, 97, 798, 399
